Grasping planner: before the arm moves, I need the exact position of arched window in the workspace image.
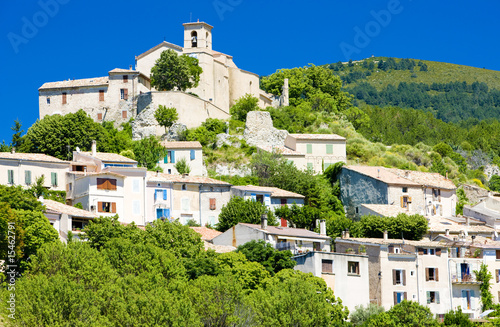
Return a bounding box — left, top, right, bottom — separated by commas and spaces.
206, 32, 209, 48
191, 31, 198, 48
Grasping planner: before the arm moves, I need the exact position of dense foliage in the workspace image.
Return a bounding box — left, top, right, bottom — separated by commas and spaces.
216, 196, 276, 232
236, 240, 296, 275
154, 105, 179, 132
150, 49, 202, 92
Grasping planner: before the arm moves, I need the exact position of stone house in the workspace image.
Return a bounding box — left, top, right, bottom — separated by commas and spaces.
340, 166, 457, 218
146, 171, 231, 226
463, 195, 500, 228
42, 199, 97, 241
159, 141, 204, 176
39, 21, 273, 134
0, 151, 69, 192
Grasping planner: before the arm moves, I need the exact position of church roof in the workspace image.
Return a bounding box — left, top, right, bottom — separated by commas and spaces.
39, 76, 108, 90
135, 41, 183, 60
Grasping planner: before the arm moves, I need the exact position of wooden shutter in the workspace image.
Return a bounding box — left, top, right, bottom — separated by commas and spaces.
435, 268, 439, 281
62, 92, 67, 104
111, 202, 116, 213
108, 179, 117, 190
427, 291, 431, 304
97, 178, 106, 190
436, 248, 441, 256
122, 110, 127, 118
388, 245, 394, 253
496, 250, 500, 260
322, 260, 332, 273
403, 270, 406, 286
393, 292, 398, 305
25, 170, 31, 185
400, 196, 404, 208
209, 198, 216, 210
99, 90, 104, 101
163, 190, 167, 200
97, 201, 104, 212
404, 292, 407, 300
425, 268, 429, 281
496, 270, 500, 283
190, 150, 195, 160
393, 269, 397, 285
97, 113, 103, 120
436, 291, 440, 304
123, 88, 128, 100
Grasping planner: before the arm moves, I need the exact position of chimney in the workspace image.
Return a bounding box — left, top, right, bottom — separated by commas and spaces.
129, 65, 132, 70
383, 230, 388, 240
261, 214, 267, 230
182, 173, 188, 178
156, 170, 159, 177
493, 231, 497, 240
319, 219, 326, 236
344, 229, 350, 239
466, 216, 470, 226
445, 229, 450, 237
91, 140, 97, 156
11, 147, 15, 154
377, 169, 380, 178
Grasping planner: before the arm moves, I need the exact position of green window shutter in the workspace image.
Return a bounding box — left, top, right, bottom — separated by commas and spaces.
306, 144, 312, 154
436, 292, 440, 304
51, 172, 58, 187
427, 291, 431, 304
326, 144, 333, 154
307, 163, 313, 170
8, 170, 13, 184
25, 170, 31, 185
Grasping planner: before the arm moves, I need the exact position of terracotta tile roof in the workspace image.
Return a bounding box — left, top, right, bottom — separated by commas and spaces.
232, 185, 305, 199
204, 241, 236, 253
135, 41, 183, 60
240, 223, 331, 240
336, 237, 446, 248
43, 199, 97, 218
257, 145, 305, 156
71, 171, 126, 179
427, 216, 495, 234
183, 21, 214, 29
161, 141, 202, 149
360, 204, 409, 217
39, 76, 108, 90
389, 168, 456, 190
190, 227, 222, 241
344, 166, 420, 186
108, 68, 137, 74
289, 133, 346, 141
0, 152, 69, 164
147, 171, 231, 186
79, 152, 137, 164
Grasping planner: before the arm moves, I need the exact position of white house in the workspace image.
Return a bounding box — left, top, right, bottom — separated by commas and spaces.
159, 141, 204, 176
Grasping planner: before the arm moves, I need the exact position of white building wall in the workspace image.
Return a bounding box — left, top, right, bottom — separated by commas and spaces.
387, 185, 425, 216
0, 159, 69, 191
146, 181, 173, 223
135, 44, 183, 78
158, 148, 204, 176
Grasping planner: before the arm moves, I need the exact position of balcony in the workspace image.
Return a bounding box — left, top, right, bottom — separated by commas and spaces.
276, 242, 296, 252
452, 273, 480, 284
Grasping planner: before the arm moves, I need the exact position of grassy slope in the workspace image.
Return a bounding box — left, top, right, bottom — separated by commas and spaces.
337, 57, 500, 91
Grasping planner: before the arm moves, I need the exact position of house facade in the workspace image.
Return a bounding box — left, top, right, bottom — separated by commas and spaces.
146, 171, 231, 226
0, 151, 69, 191
463, 195, 500, 228
340, 166, 457, 218
159, 141, 204, 176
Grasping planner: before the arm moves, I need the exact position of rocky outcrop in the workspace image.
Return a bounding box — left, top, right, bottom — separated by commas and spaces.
214, 164, 251, 177
131, 107, 159, 140
163, 123, 187, 142
243, 111, 288, 148
216, 134, 244, 148
461, 184, 490, 205
484, 164, 500, 180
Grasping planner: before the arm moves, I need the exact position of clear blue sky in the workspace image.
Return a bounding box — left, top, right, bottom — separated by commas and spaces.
1, 0, 499, 145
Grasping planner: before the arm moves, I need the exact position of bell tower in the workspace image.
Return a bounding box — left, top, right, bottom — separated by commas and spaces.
183, 21, 213, 51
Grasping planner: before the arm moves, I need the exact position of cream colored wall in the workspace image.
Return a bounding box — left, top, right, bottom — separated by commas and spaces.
387, 185, 425, 215
228, 67, 262, 107
121, 175, 146, 225
333, 254, 370, 312
291, 139, 347, 174
0, 159, 69, 191
416, 250, 451, 315
212, 60, 230, 111
136, 45, 183, 78
172, 183, 199, 224
146, 181, 173, 223
158, 148, 204, 176
423, 188, 457, 217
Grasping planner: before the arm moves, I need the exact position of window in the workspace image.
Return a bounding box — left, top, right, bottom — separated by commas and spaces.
462, 290, 474, 310
394, 292, 407, 304
322, 259, 333, 273
120, 88, 128, 100
323, 162, 331, 171
181, 184, 187, 191
181, 198, 190, 211
62, 92, 67, 104
98, 201, 116, 213
51, 172, 58, 187
156, 208, 170, 219
418, 248, 441, 256
123, 75, 128, 83
401, 195, 411, 208
7, 169, 14, 184
155, 189, 167, 201
190, 150, 195, 160
99, 90, 104, 101
393, 269, 406, 285
96, 178, 117, 190
209, 198, 216, 210
326, 144, 333, 154
164, 151, 175, 164
97, 113, 103, 121
426, 267, 439, 281
348, 261, 360, 275
427, 291, 440, 304
191, 31, 198, 47
133, 200, 140, 215
307, 162, 313, 170
402, 187, 408, 193
306, 144, 312, 154
497, 250, 500, 260
496, 269, 500, 283
25, 170, 32, 185
122, 110, 127, 119
132, 179, 140, 193
433, 188, 441, 201
46, 97, 50, 104
256, 194, 264, 203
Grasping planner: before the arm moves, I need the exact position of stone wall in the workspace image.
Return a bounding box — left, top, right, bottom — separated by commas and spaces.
243, 111, 288, 148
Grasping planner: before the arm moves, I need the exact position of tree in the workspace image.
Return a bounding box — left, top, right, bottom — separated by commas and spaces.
174, 158, 191, 174
154, 105, 179, 132
443, 307, 473, 326
474, 263, 494, 311
353, 214, 428, 240
490, 175, 500, 192
350, 304, 385, 326
150, 49, 202, 91
229, 94, 259, 121
132, 135, 167, 171
10, 119, 24, 150
216, 197, 276, 232
236, 240, 296, 275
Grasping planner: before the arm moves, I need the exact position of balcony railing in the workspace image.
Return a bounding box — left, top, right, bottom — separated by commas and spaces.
452, 273, 479, 284
276, 242, 295, 252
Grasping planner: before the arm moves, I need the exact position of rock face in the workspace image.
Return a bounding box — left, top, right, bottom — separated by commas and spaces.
215, 164, 251, 177
216, 134, 244, 148
131, 107, 160, 140
243, 111, 288, 148
163, 123, 187, 142
461, 184, 490, 205
484, 164, 500, 181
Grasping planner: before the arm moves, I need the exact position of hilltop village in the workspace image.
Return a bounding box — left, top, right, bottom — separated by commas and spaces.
3, 21, 500, 325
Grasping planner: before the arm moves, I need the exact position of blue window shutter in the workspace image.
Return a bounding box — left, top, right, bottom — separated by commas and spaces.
190, 150, 195, 160
164, 155, 168, 164
156, 208, 162, 219
264, 194, 271, 206
250, 193, 256, 201
171, 151, 175, 163
154, 190, 158, 200
163, 189, 167, 200
164, 209, 170, 218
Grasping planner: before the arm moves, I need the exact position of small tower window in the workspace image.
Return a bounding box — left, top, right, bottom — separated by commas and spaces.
206, 32, 209, 48
191, 31, 198, 48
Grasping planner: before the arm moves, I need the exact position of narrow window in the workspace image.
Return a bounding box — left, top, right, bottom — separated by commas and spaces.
348, 261, 360, 275
326, 144, 333, 154
181, 184, 187, 191
62, 92, 67, 104
46, 97, 50, 104
123, 75, 128, 83
120, 88, 128, 100
322, 259, 333, 273
51, 172, 58, 187
99, 90, 104, 101
426, 291, 440, 304
7, 169, 14, 184
209, 198, 216, 210
122, 110, 128, 119
25, 170, 32, 185
97, 113, 103, 121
